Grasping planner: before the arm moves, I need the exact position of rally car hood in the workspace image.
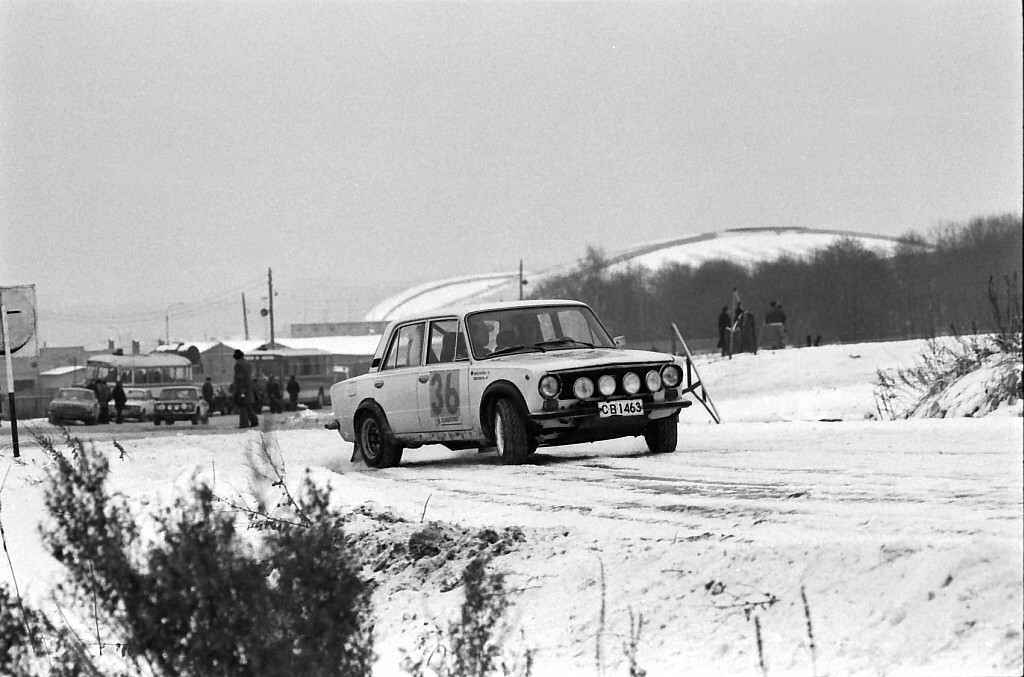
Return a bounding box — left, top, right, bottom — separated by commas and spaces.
477, 348, 675, 372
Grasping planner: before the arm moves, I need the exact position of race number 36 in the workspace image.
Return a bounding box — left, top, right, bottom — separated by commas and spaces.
429, 371, 460, 415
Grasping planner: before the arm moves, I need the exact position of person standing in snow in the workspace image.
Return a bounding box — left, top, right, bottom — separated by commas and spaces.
286, 375, 301, 411
201, 377, 214, 409
111, 379, 127, 424
764, 301, 787, 350
94, 378, 111, 424
232, 349, 259, 428
717, 306, 732, 357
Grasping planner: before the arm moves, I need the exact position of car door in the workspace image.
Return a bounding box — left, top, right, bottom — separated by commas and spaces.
417, 318, 472, 432
372, 321, 427, 433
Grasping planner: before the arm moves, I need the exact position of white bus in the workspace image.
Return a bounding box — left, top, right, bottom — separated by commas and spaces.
85, 353, 194, 396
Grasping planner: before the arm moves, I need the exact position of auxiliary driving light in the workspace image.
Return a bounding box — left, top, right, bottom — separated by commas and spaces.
645, 369, 662, 392
539, 374, 561, 399
598, 375, 616, 396
622, 372, 641, 394
661, 364, 682, 389
573, 377, 595, 399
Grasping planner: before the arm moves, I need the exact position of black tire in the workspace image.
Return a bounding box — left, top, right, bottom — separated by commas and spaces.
357, 411, 403, 469
644, 413, 678, 454
191, 412, 199, 425
84, 416, 97, 426
153, 417, 161, 426
494, 398, 529, 465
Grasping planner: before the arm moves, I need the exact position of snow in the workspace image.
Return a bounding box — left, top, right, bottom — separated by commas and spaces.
1, 337, 1021, 676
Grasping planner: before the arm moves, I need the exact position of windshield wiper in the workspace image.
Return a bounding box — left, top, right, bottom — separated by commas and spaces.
535, 338, 596, 349
488, 344, 545, 357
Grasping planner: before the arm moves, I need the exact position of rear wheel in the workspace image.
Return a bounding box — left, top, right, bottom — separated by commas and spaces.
494, 398, 529, 465
644, 413, 678, 454
357, 411, 403, 469
153, 417, 161, 426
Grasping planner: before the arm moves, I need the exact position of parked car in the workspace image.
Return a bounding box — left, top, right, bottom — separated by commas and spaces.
153, 386, 209, 425
326, 299, 712, 468
47, 387, 100, 426
122, 388, 155, 422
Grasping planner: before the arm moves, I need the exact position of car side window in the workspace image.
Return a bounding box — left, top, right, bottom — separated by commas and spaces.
427, 319, 466, 364
382, 322, 425, 370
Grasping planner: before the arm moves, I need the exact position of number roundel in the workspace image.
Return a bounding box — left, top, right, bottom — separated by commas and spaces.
429, 371, 459, 416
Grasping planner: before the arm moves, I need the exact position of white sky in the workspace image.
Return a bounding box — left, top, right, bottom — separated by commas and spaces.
1, 1, 1021, 346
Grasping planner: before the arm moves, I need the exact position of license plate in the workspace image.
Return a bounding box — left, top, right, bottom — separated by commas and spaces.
598, 399, 644, 417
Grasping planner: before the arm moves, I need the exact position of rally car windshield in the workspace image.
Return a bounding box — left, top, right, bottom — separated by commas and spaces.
160, 388, 199, 400
467, 305, 614, 359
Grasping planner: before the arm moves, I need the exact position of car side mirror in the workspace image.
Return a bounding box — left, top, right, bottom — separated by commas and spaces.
613, 335, 626, 348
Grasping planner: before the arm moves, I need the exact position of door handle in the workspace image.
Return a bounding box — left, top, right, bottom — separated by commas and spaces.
374, 380, 384, 389
418, 374, 429, 383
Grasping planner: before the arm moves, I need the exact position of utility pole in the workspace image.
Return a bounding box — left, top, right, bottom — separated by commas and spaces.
0, 296, 21, 458
242, 293, 250, 340
268, 267, 276, 348
519, 259, 528, 300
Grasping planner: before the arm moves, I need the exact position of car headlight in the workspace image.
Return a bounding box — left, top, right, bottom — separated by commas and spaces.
661, 364, 682, 389
645, 370, 662, 392
538, 374, 560, 400
573, 377, 595, 399
598, 375, 616, 396
622, 372, 641, 394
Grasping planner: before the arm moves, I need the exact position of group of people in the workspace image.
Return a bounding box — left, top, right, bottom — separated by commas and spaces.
85, 377, 131, 424
230, 349, 303, 429
716, 291, 789, 357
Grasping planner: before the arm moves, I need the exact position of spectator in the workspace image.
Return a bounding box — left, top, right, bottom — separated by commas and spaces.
201, 377, 214, 409
764, 301, 788, 350
286, 375, 301, 411
717, 306, 731, 357
232, 350, 259, 428
111, 379, 127, 424
252, 379, 265, 414
266, 376, 284, 414
738, 310, 758, 354
94, 378, 111, 424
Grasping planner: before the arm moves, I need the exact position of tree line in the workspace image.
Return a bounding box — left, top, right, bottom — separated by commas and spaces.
530, 214, 1023, 348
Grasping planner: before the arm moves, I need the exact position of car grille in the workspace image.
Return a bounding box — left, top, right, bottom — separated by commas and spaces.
553, 364, 666, 400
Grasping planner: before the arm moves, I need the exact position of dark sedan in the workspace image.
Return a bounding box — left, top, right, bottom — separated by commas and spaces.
47, 387, 100, 425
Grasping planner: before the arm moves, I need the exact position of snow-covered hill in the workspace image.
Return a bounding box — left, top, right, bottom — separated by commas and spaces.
365, 227, 921, 322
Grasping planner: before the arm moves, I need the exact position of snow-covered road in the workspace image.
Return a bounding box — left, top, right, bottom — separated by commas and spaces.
1, 338, 1021, 676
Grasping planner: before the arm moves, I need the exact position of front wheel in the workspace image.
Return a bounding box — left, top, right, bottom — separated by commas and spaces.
644, 414, 678, 454
494, 398, 529, 465
357, 411, 403, 469
153, 417, 161, 426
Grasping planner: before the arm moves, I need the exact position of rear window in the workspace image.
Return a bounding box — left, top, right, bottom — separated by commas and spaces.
57, 389, 93, 401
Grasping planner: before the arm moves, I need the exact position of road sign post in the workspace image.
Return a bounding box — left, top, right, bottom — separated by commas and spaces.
0, 300, 20, 458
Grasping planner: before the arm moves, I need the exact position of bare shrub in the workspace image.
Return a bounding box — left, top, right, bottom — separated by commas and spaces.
874, 276, 1023, 419
402, 555, 533, 677
36, 431, 375, 676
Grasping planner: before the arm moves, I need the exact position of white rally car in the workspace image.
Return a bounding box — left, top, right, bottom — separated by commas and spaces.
327, 299, 714, 468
